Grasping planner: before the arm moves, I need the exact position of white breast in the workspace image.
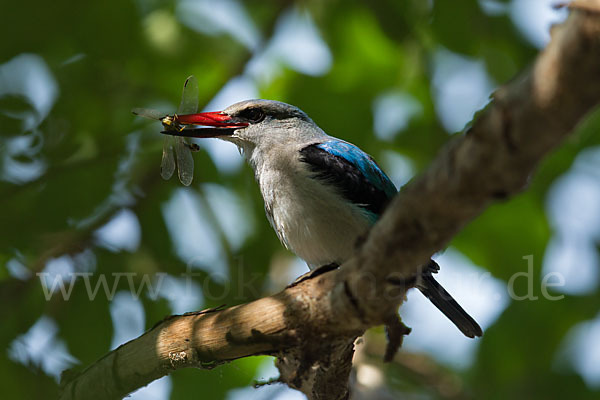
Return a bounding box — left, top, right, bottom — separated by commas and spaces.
256, 152, 372, 269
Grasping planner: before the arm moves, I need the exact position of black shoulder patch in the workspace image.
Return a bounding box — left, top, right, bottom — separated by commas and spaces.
299, 144, 392, 216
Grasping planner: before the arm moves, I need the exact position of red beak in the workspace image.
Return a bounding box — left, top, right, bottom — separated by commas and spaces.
177, 111, 248, 128
162, 111, 248, 138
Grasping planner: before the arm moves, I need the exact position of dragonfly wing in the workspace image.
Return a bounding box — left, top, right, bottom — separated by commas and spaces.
132, 107, 166, 121
179, 75, 199, 114
160, 136, 176, 180
172, 75, 198, 186
174, 137, 194, 186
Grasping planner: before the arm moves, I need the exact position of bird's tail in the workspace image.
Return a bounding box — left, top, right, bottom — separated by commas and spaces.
416, 261, 483, 338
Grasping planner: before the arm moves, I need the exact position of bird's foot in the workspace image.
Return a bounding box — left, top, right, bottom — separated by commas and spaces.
287, 262, 339, 288
386, 260, 440, 287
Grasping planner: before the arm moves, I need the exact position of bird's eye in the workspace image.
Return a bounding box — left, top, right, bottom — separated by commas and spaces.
240, 108, 265, 122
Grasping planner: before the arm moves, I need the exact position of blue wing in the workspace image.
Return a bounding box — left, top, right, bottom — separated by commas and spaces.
299, 140, 397, 221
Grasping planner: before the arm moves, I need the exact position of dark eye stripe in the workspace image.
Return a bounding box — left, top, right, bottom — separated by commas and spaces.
239, 108, 265, 122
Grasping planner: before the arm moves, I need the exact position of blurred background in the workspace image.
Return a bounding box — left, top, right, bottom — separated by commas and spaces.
1, 0, 600, 399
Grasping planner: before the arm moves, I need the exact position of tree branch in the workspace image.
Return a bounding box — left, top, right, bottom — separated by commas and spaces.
59, 4, 600, 400
340, 3, 600, 322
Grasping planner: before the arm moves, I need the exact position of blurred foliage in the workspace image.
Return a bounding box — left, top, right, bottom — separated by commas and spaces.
1, 0, 599, 399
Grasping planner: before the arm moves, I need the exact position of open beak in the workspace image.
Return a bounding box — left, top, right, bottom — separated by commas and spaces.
161, 111, 248, 138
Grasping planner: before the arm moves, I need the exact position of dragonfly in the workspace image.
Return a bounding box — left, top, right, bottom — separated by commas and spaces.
132, 75, 201, 186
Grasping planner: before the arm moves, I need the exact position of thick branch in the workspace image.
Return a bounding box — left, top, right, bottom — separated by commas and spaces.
339, 5, 600, 323
59, 5, 600, 400
60, 273, 360, 400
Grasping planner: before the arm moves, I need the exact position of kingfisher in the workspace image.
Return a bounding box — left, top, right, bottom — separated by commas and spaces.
166, 99, 482, 338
